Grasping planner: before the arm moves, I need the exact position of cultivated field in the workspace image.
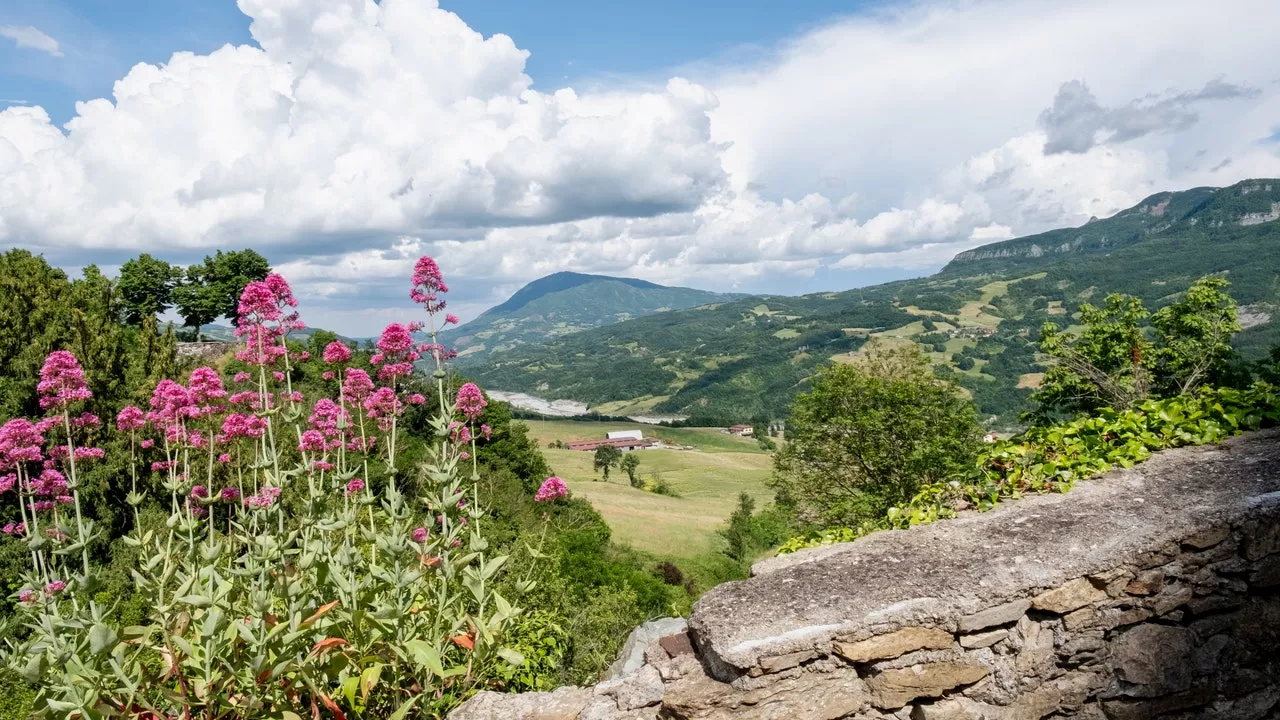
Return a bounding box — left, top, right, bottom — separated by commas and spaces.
521, 420, 774, 557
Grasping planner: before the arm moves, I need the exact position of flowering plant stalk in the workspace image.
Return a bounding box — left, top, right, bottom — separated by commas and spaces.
0, 260, 537, 718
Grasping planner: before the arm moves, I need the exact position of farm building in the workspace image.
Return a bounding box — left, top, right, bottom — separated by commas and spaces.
727, 424, 753, 437
606, 430, 644, 441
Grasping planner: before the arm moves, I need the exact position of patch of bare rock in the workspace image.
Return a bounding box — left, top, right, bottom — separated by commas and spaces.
450, 429, 1280, 719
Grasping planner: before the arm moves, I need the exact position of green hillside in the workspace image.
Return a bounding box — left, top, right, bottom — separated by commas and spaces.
445, 271, 743, 362
469, 180, 1280, 424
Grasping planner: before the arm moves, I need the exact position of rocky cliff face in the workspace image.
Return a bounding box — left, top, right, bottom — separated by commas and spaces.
450, 429, 1280, 719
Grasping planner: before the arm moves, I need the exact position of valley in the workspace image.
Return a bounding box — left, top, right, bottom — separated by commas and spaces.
466, 180, 1280, 426
521, 420, 774, 557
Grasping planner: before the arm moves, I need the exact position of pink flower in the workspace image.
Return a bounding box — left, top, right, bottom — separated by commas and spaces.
0, 418, 44, 469
448, 421, 471, 445
220, 487, 241, 502
73, 447, 105, 461
18, 589, 37, 604
345, 478, 365, 496
410, 256, 449, 312
140, 439, 155, 449
298, 351, 310, 361
37, 351, 93, 410
217, 453, 231, 464
244, 493, 274, 509
480, 424, 492, 441
233, 372, 251, 384
363, 387, 403, 430
313, 460, 334, 471
323, 341, 352, 364
116, 406, 146, 432
71, 412, 100, 428
407, 393, 426, 406
0, 474, 14, 493
342, 369, 375, 404
534, 477, 568, 503
455, 383, 487, 421
147, 379, 192, 427
189, 367, 227, 405
444, 313, 459, 326
272, 371, 286, 382
190, 485, 209, 500
44, 580, 66, 595
322, 370, 335, 381
412, 527, 428, 543
298, 430, 326, 453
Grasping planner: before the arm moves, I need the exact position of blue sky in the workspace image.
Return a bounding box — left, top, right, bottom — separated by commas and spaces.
1, 0, 1277, 334
3, 0, 873, 126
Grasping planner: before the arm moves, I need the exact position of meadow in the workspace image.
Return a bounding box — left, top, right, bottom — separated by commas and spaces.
521, 420, 774, 557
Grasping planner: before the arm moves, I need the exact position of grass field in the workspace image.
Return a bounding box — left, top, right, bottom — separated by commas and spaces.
522, 420, 774, 557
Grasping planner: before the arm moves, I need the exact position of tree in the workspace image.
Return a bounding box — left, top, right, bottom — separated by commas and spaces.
1030, 293, 1151, 419
956, 356, 976, 371
1030, 277, 1244, 421
1150, 277, 1241, 396
117, 254, 183, 325
720, 493, 757, 562
593, 445, 622, 481
620, 453, 641, 488
172, 249, 270, 338
770, 344, 983, 526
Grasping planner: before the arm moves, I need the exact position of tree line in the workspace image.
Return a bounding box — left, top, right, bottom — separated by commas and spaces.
117, 249, 270, 338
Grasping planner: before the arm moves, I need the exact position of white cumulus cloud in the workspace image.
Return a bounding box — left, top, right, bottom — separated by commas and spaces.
3, 0, 1280, 335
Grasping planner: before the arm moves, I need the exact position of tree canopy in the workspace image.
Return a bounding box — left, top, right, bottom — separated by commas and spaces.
117, 254, 183, 325
770, 344, 983, 526
172, 249, 271, 336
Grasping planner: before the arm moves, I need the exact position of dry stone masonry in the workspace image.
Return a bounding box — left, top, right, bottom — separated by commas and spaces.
450, 429, 1280, 719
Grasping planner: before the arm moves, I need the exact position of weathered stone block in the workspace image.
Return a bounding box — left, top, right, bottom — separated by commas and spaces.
596, 665, 665, 711
1183, 525, 1231, 550
1100, 686, 1213, 719
866, 663, 990, 709
1123, 569, 1163, 596
959, 629, 1006, 649
836, 627, 955, 664
958, 599, 1030, 633
757, 649, 818, 674
1109, 625, 1194, 697
909, 698, 994, 719
1031, 578, 1107, 614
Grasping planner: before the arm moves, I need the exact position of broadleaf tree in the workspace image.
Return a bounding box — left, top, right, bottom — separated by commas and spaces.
770, 343, 983, 527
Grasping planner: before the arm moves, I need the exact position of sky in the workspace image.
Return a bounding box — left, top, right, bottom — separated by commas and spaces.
2, 0, 1280, 336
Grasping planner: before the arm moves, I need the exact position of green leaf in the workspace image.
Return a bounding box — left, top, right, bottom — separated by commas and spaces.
89, 623, 119, 655
497, 648, 525, 667
359, 663, 384, 701
405, 640, 445, 677
388, 696, 421, 720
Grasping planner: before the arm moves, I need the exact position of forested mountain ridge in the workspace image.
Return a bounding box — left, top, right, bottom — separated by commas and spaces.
445, 271, 743, 362
467, 179, 1280, 423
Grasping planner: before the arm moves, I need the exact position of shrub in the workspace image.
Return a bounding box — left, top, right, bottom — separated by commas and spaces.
779, 382, 1280, 554
771, 344, 983, 526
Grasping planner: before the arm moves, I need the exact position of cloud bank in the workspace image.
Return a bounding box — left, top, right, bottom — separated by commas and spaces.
2, 0, 1279, 333
0, 25, 63, 58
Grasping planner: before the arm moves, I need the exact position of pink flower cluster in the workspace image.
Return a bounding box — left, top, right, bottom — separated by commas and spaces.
322, 341, 352, 365
116, 406, 145, 432
534, 477, 568, 503
245, 486, 282, 509
234, 273, 304, 366
455, 383, 487, 422
410, 257, 448, 312
37, 351, 93, 410
372, 323, 421, 381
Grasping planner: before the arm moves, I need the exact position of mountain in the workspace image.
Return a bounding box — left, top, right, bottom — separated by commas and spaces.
444, 272, 744, 362
467, 179, 1280, 424
173, 323, 359, 345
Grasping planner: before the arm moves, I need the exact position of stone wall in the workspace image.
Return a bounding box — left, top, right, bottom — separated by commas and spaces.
451, 429, 1280, 720
175, 341, 237, 360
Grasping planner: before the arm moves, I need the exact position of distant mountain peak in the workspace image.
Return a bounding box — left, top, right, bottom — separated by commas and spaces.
489, 272, 664, 316
445, 272, 743, 362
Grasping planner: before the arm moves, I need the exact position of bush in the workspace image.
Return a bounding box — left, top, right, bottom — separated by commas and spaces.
771, 344, 983, 526
779, 382, 1280, 553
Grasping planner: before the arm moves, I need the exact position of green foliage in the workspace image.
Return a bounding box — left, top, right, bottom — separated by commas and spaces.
117, 254, 184, 325
0, 668, 34, 720
779, 382, 1280, 554
620, 453, 641, 488
771, 344, 984, 526
172, 249, 270, 335
593, 444, 622, 481
1033, 277, 1245, 421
